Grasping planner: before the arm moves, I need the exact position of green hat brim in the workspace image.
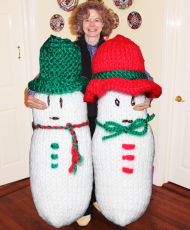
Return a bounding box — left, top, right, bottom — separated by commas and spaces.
28, 76, 88, 95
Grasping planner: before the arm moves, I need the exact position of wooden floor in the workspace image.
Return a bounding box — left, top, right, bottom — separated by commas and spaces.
0, 185, 190, 230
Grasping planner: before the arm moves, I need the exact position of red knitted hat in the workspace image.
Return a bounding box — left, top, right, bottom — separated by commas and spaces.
84, 35, 162, 103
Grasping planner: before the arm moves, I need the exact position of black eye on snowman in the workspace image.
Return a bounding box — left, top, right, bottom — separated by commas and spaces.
131, 96, 135, 106
60, 98, 63, 108
47, 95, 50, 106
115, 98, 120, 106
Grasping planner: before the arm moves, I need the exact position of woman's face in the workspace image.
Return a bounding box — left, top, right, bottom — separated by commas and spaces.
82, 9, 104, 39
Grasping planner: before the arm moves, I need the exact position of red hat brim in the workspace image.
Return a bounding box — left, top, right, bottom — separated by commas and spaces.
84, 78, 162, 103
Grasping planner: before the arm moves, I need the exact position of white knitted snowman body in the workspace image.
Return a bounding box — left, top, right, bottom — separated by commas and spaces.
30, 91, 92, 228
93, 90, 154, 226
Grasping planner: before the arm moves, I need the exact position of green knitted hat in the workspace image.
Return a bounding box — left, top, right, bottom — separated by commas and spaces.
28, 35, 88, 94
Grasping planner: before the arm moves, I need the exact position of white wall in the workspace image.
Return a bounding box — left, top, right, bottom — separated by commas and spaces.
35, 0, 164, 156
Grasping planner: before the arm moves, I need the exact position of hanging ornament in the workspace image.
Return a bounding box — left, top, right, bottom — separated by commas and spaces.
113, 0, 134, 10
57, 0, 79, 12
113, 13, 119, 29
50, 14, 64, 32
103, 36, 109, 41
87, 0, 104, 3
127, 11, 142, 29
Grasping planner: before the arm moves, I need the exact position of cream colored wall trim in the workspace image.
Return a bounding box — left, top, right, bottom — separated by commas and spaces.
22, 0, 39, 127
153, 0, 180, 186
22, 0, 39, 82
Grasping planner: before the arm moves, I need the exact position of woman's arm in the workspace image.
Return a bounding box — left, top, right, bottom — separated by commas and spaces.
27, 94, 47, 110
27, 74, 47, 110
133, 97, 151, 111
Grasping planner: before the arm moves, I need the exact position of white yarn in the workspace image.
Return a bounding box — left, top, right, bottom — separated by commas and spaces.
30, 92, 92, 228
93, 91, 154, 226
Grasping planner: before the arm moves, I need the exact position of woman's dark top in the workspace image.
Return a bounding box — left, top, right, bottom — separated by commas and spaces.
75, 35, 105, 117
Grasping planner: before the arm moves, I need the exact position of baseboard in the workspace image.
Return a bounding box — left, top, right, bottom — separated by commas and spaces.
0, 178, 30, 198
162, 182, 190, 198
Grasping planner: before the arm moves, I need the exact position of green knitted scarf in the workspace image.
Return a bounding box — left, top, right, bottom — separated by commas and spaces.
96, 114, 155, 140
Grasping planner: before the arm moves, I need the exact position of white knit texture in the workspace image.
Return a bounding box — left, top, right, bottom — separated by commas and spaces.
29, 92, 92, 228
93, 91, 154, 226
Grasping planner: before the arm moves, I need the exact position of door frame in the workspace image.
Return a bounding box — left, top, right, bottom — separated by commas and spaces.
22, 0, 39, 82
153, 0, 181, 186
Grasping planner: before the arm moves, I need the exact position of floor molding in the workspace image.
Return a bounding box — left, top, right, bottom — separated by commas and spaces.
162, 182, 190, 198
0, 178, 30, 198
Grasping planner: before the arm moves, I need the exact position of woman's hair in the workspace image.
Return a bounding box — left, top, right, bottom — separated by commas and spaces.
69, 1, 115, 36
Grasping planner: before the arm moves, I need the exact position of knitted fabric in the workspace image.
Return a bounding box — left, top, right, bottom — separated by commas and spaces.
84, 35, 160, 226
84, 78, 162, 103
32, 121, 89, 174
84, 35, 162, 103
92, 70, 148, 80
29, 92, 92, 227
92, 91, 155, 227
28, 35, 88, 94
92, 35, 145, 74
96, 113, 155, 140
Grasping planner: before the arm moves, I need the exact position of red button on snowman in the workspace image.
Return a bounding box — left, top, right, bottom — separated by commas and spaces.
84, 35, 162, 226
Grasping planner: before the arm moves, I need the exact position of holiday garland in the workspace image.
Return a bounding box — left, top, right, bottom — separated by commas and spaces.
32, 121, 89, 174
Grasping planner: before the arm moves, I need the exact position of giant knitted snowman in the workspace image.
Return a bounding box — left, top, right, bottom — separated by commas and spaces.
28, 35, 92, 228
84, 35, 162, 226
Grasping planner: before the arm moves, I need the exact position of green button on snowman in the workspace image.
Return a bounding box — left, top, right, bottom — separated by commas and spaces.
84, 35, 162, 226
28, 35, 92, 228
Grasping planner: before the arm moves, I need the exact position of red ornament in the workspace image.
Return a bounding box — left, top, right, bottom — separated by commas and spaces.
115, 1, 120, 6
128, 0, 132, 6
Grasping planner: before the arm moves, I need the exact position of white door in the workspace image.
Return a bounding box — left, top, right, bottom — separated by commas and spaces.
154, 0, 190, 189
168, 0, 190, 189
0, 0, 37, 185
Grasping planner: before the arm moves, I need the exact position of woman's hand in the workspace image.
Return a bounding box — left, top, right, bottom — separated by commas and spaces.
27, 95, 47, 110
133, 98, 151, 111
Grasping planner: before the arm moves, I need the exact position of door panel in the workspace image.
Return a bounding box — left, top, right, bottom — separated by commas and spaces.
168, 0, 190, 189
0, 0, 32, 185
0, 15, 12, 85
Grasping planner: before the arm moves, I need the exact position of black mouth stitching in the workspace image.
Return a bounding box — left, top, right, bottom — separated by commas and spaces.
50, 117, 59, 120
122, 119, 133, 123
